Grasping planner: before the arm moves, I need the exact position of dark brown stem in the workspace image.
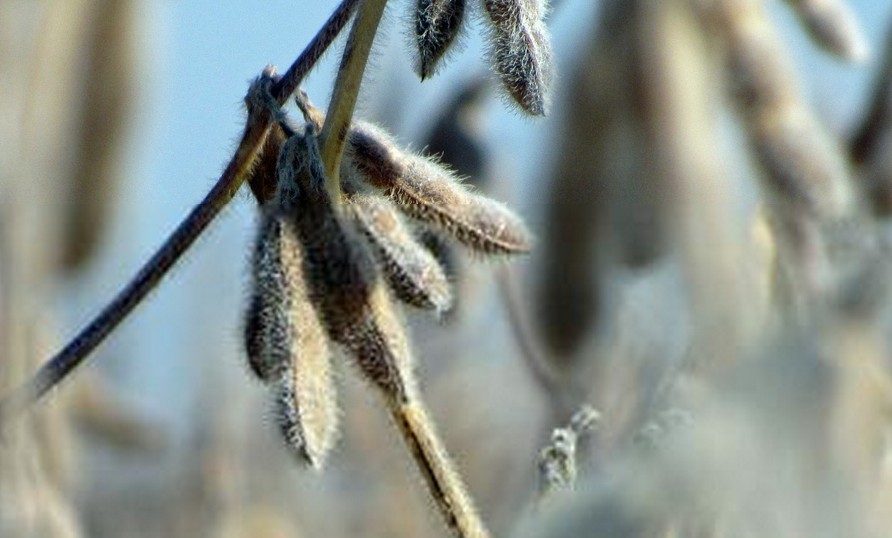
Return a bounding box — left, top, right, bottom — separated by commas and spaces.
0, 108, 270, 423
0, 0, 361, 423
272, 0, 362, 104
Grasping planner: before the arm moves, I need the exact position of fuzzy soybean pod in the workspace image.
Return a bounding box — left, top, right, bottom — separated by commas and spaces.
783, 0, 868, 62
346, 122, 533, 255
244, 202, 339, 469
415, 0, 468, 79
283, 129, 418, 403
480, 0, 554, 115
349, 194, 454, 314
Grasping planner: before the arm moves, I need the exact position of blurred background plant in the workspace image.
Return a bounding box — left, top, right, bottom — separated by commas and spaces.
3, 0, 892, 537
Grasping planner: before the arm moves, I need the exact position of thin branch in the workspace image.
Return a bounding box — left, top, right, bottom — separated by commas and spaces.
0, 0, 360, 423
272, 0, 362, 103
0, 106, 270, 423
389, 397, 491, 538
320, 0, 388, 205
496, 265, 579, 421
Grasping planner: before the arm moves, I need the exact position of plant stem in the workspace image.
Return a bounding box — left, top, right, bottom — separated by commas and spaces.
320, 0, 388, 205
0, 109, 270, 423
496, 265, 580, 422
272, 0, 362, 104
389, 397, 492, 538
0, 0, 360, 422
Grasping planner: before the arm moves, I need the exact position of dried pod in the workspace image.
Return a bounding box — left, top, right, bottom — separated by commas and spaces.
282, 133, 378, 341
390, 161, 533, 255
783, 0, 869, 62
282, 129, 417, 402
749, 109, 853, 216
244, 202, 338, 468
480, 0, 554, 115
347, 122, 533, 254
709, 0, 854, 220
244, 208, 327, 383
415, 0, 467, 79
274, 345, 340, 468
62, 0, 138, 270
349, 194, 453, 313
537, 2, 613, 359
338, 284, 419, 404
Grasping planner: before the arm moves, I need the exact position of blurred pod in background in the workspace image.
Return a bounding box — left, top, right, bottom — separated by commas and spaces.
535, 0, 683, 371
61, 0, 138, 271
704, 0, 859, 313
0, 1, 139, 536
851, 20, 892, 216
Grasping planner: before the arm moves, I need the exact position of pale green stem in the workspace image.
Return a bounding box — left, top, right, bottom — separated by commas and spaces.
320, 0, 388, 206
389, 397, 492, 538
